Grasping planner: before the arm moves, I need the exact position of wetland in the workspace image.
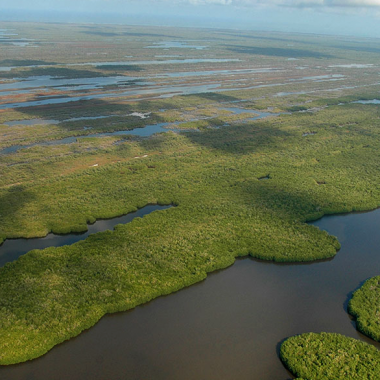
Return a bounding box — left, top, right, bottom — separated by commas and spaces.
1, 21, 380, 379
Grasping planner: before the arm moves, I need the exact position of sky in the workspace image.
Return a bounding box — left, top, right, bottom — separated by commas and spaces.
2, 0, 380, 37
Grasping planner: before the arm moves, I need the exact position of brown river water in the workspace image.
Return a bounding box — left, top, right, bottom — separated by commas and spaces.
1, 208, 380, 379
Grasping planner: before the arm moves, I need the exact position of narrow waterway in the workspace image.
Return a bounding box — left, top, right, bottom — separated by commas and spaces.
0, 204, 172, 267
1, 208, 380, 379
0, 107, 277, 155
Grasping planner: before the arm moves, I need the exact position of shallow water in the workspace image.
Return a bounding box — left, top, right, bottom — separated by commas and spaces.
302, 132, 317, 136
1, 114, 137, 128
145, 41, 206, 50
4, 118, 59, 126
0, 124, 176, 155
0, 67, 281, 91
354, 99, 380, 104
289, 74, 345, 82
1, 208, 380, 379
63, 115, 113, 122
0, 75, 144, 92
74, 58, 240, 66
329, 64, 374, 69
154, 67, 281, 78
0, 137, 77, 155
0, 107, 278, 155
222, 106, 277, 120
0, 205, 172, 267
0, 68, 278, 99
0, 82, 222, 110
0, 68, 283, 102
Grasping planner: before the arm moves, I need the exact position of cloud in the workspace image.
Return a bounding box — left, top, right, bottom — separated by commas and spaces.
284, 0, 380, 7
170, 0, 380, 7
188, 0, 233, 4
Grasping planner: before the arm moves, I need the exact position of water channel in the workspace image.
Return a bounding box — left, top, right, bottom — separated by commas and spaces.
0, 82, 222, 110
0, 205, 172, 267
1, 206, 380, 379
0, 107, 276, 155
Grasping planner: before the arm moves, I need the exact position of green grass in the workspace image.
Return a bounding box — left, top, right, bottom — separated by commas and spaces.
280, 332, 380, 380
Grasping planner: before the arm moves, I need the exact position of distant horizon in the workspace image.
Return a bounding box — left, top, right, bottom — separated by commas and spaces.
2, 1, 380, 39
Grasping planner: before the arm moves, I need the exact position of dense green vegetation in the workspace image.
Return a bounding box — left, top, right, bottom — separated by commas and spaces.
3, 103, 380, 363
280, 332, 380, 379
349, 276, 380, 342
